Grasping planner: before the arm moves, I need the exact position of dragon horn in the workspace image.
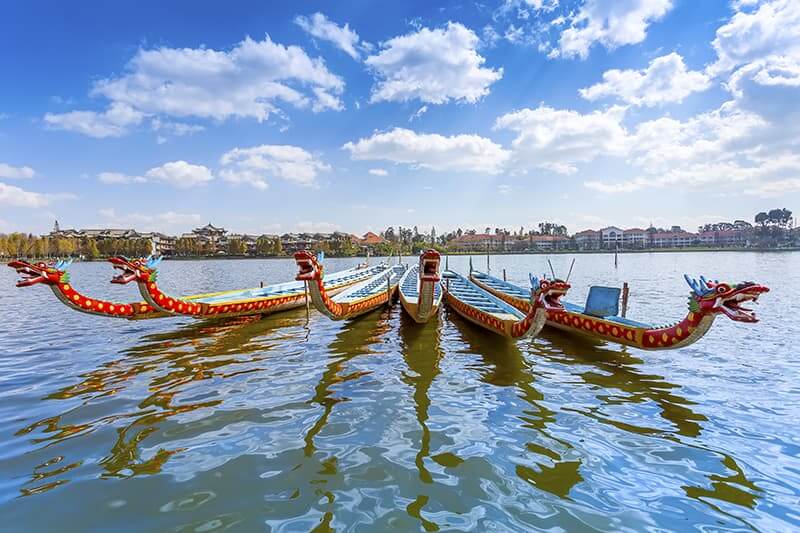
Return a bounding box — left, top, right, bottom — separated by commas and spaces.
684, 274, 701, 296
699, 276, 715, 294
317, 251, 324, 263
530, 274, 539, 289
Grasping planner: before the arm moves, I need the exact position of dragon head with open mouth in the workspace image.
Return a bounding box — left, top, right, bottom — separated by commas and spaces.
109, 255, 162, 284
7, 259, 71, 287
294, 250, 324, 281
685, 275, 769, 323
530, 275, 571, 310
419, 249, 441, 282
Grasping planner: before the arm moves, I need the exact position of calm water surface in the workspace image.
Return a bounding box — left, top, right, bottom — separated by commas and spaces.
1, 253, 798, 531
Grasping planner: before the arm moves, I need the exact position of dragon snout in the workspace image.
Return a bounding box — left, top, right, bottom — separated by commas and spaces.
543, 284, 569, 309
8, 261, 48, 287
718, 284, 769, 323
294, 251, 318, 281
110, 263, 138, 284
420, 260, 440, 282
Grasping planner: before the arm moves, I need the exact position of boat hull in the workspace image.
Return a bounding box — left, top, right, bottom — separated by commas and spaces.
134, 263, 385, 320
469, 273, 714, 351
308, 264, 406, 321
398, 262, 442, 324
442, 272, 544, 339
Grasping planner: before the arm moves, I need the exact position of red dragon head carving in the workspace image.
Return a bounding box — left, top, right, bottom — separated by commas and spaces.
109, 255, 162, 284
294, 250, 324, 281
530, 275, 571, 311
419, 249, 441, 282
7, 259, 71, 287
684, 275, 769, 323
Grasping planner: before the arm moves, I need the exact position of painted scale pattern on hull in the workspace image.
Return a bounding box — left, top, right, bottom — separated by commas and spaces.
52, 282, 165, 319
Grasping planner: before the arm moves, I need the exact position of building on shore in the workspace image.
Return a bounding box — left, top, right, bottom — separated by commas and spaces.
648, 229, 698, 248
570, 223, 755, 250
574, 229, 601, 250
50, 221, 176, 255
528, 235, 571, 251
600, 226, 624, 249
449, 233, 509, 252
140, 232, 176, 255
351, 232, 385, 253
623, 228, 648, 248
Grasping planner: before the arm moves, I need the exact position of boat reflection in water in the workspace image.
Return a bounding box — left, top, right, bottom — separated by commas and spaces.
398, 312, 443, 531
8, 282, 765, 530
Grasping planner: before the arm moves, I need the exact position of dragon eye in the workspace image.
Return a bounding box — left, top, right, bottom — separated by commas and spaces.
716, 285, 729, 293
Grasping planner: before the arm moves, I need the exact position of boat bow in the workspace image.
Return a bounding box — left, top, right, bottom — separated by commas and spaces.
444, 271, 560, 338
399, 249, 442, 323
7, 258, 166, 319
472, 270, 768, 350
296, 250, 400, 320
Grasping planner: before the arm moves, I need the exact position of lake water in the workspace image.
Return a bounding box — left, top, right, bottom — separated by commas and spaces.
1, 252, 798, 531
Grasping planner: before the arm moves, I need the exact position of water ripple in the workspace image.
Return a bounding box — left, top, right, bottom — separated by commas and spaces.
0, 254, 798, 531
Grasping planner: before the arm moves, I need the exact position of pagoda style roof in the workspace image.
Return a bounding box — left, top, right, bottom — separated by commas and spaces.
193, 223, 227, 234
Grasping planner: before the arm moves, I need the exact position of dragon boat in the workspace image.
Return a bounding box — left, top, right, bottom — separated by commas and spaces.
109, 255, 386, 319
469, 270, 769, 350
295, 250, 407, 320
8, 259, 169, 320
441, 270, 568, 339
398, 250, 443, 324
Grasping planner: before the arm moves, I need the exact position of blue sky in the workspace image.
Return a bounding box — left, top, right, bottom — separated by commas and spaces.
1, 0, 798, 236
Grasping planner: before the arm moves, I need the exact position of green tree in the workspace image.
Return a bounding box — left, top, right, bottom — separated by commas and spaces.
82, 238, 100, 259
227, 239, 246, 255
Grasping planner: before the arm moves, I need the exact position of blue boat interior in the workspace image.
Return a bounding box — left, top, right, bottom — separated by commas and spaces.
443, 271, 524, 319
194, 264, 386, 304
472, 271, 651, 329
338, 264, 407, 302
400, 266, 442, 300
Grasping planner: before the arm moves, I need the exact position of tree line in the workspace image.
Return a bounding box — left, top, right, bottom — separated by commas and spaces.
0, 233, 151, 259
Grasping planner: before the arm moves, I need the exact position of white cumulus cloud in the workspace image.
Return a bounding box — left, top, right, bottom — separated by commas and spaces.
343, 128, 511, 174
494, 105, 630, 174
145, 161, 213, 188
44, 102, 144, 138
558, 0, 673, 59
0, 162, 35, 179
583, 53, 800, 195
219, 144, 330, 189
708, 0, 800, 76
365, 22, 502, 104
0, 183, 50, 208
151, 118, 205, 137
295, 12, 364, 60
579, 52, 710, 106
97, 172, 147, 184
44, 35, 344, 137
368, 168, 388, 176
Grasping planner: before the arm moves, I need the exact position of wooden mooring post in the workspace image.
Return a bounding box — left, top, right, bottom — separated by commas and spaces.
304, 281, 310, 320
621, 282, 629, 318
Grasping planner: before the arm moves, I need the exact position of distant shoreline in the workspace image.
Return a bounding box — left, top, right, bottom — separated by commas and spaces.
10, 246, 798, 262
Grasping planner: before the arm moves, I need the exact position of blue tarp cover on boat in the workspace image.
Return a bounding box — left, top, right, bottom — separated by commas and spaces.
584, 286, 621, 318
